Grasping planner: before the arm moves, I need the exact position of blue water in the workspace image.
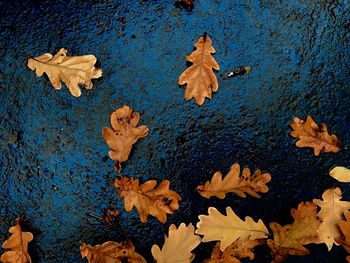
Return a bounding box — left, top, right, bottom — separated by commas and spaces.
1, 0, 350, 262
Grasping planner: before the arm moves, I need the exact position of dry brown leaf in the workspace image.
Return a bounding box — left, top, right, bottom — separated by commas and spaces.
203, 239, 265, 263
197, 163, 271, 199
178, 33, 220, 105
335, 211, 350, 262
290, 115, 341, 156
27, 48, 102, 97
115, 176, 181, 223
196, 207, 269, 251
80, 240, 146, 263
1, 218, 33, 263
151, 223, 201, 263
313, 187, 350, 250
267, 202, 321, 263
102, 105, 149, 172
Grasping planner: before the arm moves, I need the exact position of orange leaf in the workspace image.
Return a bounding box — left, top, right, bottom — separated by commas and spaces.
290, 115, 340, 156
178, 33, 220, 105
1, 218, 33, 263
267, 202, 321, 263
197, 163, 271, 199
115, 176, 181, 223
336, 211, 350, 262
80, 240, 146, 263
203, 239, 265, 263
102, 105, 149, 172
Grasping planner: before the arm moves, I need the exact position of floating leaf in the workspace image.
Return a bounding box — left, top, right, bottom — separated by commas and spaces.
1, 218, 33, 263
196, 207, 269, 251
178, 33, 220, 105
27, 48, 102, 97
267, 202, 321, 263
203, 239, 265, 263
329, 166, 350, 183
197, 163, 271, 199
313, 187, 350, 250
151, 223, 201, 263
80, 240, 146, 263
102, 105, 149, 172
290, 115, 341, 156
335, 211, 350, 262
115, 176, 181, 223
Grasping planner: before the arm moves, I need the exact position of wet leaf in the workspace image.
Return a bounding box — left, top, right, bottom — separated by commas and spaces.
329, 166, 350, 183
196, 207, 269, 251
290, 115, 341, 156
1, 218, 33, 263
151, 223, 201, 263
197, 163, 271, 199
115, 176, 181, 223
203, 239, 265, 263
178, 33, 220, 105
27, 48, 102, 97
267, 202, 321, 263
80, 240, 146, 263
313, 188, 350, 250
102, 105, 149, 172
335, 211, 350, 262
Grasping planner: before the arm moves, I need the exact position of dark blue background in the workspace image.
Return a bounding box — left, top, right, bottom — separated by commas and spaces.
1, 0, 350, 262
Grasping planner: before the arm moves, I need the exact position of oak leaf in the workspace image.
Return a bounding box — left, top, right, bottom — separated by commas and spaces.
290, 115, 341, 156
27, 48, 102, 97
313, 187, 350, 250
178, 34, 220, 105
115, 176, 181, 223
267, 202, 321, 263
102, 105, 149, 172
196, 207, 269, 251
151, 223, 201, 263
203, 239, 265, 263
80, 240, 146, 263
1, 218, 33, 263
335, 211, 350, 262
329, 166, 350, 183
197, 163, 271, 199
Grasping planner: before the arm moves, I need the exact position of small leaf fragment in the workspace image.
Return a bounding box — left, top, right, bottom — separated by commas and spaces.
196, 207, 269, 251
329, 166, 350, 183
151, 223, 201, 263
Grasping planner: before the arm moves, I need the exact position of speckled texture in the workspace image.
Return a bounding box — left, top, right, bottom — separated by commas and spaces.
0, 0, 350, 262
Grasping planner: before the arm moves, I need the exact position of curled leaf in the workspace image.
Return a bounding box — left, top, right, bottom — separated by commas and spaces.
313, 187, 350, 250
151, 223, 201, 263
115, 176, 181, 223
27, 48, 102, 97
329, 166, 350, 183
102, 105, 149, 172
267, 202, 321, 263
1, 218, 33, 263
80, 240, 146, 263
196, 207, 269, 251
335, 211, 350, 262
290, 115, 341, 156
197, 163, 271, 199
203, 239, 265, 263
178, 34, 220, 105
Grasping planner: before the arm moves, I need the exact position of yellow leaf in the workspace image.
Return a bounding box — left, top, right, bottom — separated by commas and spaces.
1, 218, 33, 263
80, 240, 146, 263
102, 105, 149, 172
151, 223, 201, 263
267, 202, 320, 263
196, 207, 269, 251
115, 176, 181, 223
197, 163, 271, 199
178, 34, 220, 105
313, 187, 350, 250
329, 166, 350, 183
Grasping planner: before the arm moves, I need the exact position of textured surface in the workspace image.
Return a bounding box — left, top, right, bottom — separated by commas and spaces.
0, 0, 350, 262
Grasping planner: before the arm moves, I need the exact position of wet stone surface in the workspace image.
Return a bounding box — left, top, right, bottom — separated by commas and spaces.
0, 0, 350, 262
